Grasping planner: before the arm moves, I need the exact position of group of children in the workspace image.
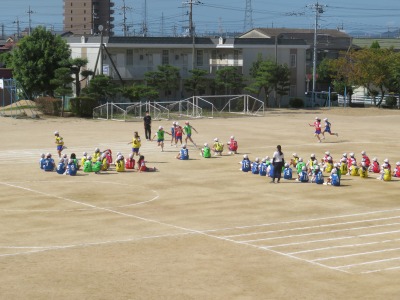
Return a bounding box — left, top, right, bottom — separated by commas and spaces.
240, 150, 400, 186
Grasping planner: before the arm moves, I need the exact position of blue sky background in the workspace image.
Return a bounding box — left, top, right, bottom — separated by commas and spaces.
1, 0, 399, 36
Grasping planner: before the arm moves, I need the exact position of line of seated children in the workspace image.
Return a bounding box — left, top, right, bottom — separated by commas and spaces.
227, 136, 238, 155
340, 156, 348, 175
176, 144, 189, 160
393, 162, 400, 177
41, 153, 56, 172
377, 163, 392, 181
259, 158, 268, 176
201, 143, 211, 158
212, 138, 224, 156
325, 168, 340, 186
138, 155, 157, 172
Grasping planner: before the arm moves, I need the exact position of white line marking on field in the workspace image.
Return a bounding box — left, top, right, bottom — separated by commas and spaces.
334, 256, 400, 270
238, 222, 400, 243
288, 238, 400, 255
222, 215, 400, 238
202, 208, 400, 233
265, 229, 400, 249
361, 265, 400, 274
311, 247, 400, 262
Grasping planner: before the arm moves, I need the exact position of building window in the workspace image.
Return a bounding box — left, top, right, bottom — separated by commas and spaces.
162, 50, 169, 65
211, 50, 217, 60
84, 10, 86, 14
126, 49, 133, 66
290, 54, 297, 68
234, 50, 240, 66
71, 17, 73, 21
71, 10, 73, 14
196, 50, 203, 67
148, 54, 153, 65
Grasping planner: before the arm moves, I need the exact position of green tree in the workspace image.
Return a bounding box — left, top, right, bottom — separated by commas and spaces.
184, 68, 208, 96
50, 67, 74, 116
121, 84, 159, 102
8, 26, 71, 99
144, 65, 180, 98
68, 58, 93, 97
81, 75, 119, 102
246, 60, 276, 107
274, 64, 291, 108
214, 66, 245, 94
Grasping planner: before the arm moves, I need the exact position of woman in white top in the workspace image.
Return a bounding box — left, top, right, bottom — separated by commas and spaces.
272, 145, 284, 183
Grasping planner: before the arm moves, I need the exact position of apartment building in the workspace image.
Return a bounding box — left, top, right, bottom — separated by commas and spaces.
63, 0, 115, 36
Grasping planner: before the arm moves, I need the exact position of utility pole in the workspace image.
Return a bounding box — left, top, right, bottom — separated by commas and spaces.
120, 0, 132, 37
13, 17, 20, 40
183, 0, 202, 69
308, 2, 326, 107
141, 0, 148, 37
27, 6, 34, 36
92, 4, 98, 35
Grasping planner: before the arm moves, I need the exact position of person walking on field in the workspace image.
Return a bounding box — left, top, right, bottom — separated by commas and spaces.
309, 117, 322, 143
143, 111, 152, 141
271, 145, 284, 183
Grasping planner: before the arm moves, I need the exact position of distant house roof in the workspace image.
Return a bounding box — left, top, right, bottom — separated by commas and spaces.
240, 28, 352, 50
352, 38, 400, 50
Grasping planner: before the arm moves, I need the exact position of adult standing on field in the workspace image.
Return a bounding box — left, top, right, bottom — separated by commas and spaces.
143, 110, 152, 141
271, 145, 284, 183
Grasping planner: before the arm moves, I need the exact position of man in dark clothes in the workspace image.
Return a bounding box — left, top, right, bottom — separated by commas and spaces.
143, 111, 152, 140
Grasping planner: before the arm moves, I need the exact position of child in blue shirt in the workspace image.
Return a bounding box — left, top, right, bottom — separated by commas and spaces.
56, 158, 66, 174
240, 154, 251, 172
283, 163, 293, 180
297, 166, 309, 182
176, 144, 189, 160
251, 157, 260, 174
259, 158, 268, 176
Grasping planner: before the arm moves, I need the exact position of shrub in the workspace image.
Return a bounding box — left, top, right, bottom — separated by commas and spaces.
289, 97, 304, 108
36, 97, 62, 116
69, 97, 98, 117
385, 96, 398, 108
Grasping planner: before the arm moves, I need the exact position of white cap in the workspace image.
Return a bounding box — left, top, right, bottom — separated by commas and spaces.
343, 153, 347, 157
315, 165, 320, 169
373, 157, 377, 162
40, 153, 45, 158
243, 154, 248, 159
302, 166, 307, 171
352, 161, 356, 165
83, 152, 87, 156
350, 152, 354, 157
173, 121, 176, 125
327, 156, 332, 161
265, 156, 270, 160
334, 163, 339, 167
341, 157, 347, 162
325, 151, 330, 155
117, 155, 123, 160
284, 162, 289, 167
68, 159, 73, 164
88, 155, 92, 160
95, 147, 100, 152
331, 168, 337, 174
54, 131, 59, 135
396, 162, 400, 166
129, 153, 134, 158
261, 158, 266, 162
182, 144, 187, 148
299, 157, 303, 162
361, 162, 366, 167
63, 154, 67, 158
59, 158, 64, 163
159, 126, 163, 130
255, 157, 260, 162
175, 122, 179, 125
324, 118, 328, 121
185, 121, 189, 124
230, 135, 234, 139
383, 163, 388, 168
315, 116, 319, 120
204, 143, 208, 147
292, 153, 297, 157
384, 158, 389, 163
214, 138, 218, 142
311, 153, 315, 158
101, 153, 106, 158
361, 151, 366, 155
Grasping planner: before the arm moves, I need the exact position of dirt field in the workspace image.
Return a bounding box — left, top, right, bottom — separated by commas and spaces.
0, 107, 399, 299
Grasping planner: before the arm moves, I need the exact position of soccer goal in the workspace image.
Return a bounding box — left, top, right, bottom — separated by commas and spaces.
93, 102, 126, 121
125, 102, 169, 121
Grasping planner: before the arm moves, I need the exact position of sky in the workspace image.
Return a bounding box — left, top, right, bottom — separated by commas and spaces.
1, 0, 400, 37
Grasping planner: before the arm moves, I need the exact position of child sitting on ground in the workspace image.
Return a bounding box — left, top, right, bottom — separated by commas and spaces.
39, 153, 46, 169
370, 157, 380, 173
81, 152, 88, 169
212, 138, 224, 156
296, 157, 306, 175
325, 168, 340, 186
311, 165, 324, 184
66, 159, 77, 176
259, 158, 268, 176
56, 158, 66, 175
92, 157, 102, 174
393, 162, 400, 178
83, 156, 93, 173
251, 158, 260, 174
125, 153, 135, 170
201, 143, 211, 158
240, 154, 251, 172
349, 161, 359, 176
359, 161, 368, 178
138, 155, 157, 172
176, 144, 189, 160
296, 166, 309, 182
227, 136, 238, 154
283, 163, 293, 180
115, 155, 125, 172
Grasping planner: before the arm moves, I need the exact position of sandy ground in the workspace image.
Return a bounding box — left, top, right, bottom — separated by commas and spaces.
0, 107, 399, 299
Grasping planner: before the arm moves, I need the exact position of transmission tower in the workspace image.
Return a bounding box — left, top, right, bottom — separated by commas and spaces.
27, 6, 34, 36
120, 0, 132, 37
243, 0, 253, 32
141, 0, 148, 37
